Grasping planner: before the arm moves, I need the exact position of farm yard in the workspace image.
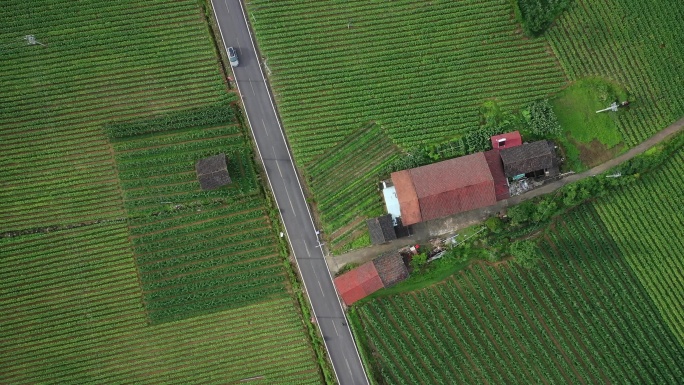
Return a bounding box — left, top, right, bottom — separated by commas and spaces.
1, 0, 321, 383
245, 0, 567, 247
353, 202, 684, 384
245, 0, 684, 250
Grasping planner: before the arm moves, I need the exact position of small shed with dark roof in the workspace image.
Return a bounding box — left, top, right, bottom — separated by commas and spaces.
372, 253, 409, 288
499, 141, 556, 178
366, 214, 397, 245
195, 153, 231, 190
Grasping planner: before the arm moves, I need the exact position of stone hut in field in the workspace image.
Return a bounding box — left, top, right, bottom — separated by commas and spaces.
195, 153, 231, 190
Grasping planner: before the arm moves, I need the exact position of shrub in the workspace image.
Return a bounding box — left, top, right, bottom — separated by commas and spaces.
510, 240, 542, 268
525, 99, 562, 137
410, 252, 428, 272
485, 217, 503, 234
516, 0, 571, 36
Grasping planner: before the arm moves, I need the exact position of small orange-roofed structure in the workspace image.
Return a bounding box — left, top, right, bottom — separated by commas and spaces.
491, 131, 522, 149
334, 261, 384, 305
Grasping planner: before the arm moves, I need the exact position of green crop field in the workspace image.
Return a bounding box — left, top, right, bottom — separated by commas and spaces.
246, 0, 567, 247
594, 149, 684, 344
305, 123, 402, 251
1, 0, 321, 383
353, 203, 684, 384
546, 0, 684, 146
0, 0, 228, 232
113, 124, 289, 323
1, 224, 320, 384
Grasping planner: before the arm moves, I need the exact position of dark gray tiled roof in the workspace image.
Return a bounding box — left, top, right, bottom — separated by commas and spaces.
195, 153, 231, 190
500, 140, 555, 177
366, 214, 397, 245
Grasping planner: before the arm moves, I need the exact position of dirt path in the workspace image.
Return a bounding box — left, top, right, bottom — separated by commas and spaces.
327, 117, 684, 273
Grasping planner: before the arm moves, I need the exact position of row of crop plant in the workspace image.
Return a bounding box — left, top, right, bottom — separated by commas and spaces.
112, 123, 285, 323
592, 149, 684, 344
354, 203, 684, 384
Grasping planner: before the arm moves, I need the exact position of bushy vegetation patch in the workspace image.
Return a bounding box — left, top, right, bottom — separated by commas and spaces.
516, 0, 571, 36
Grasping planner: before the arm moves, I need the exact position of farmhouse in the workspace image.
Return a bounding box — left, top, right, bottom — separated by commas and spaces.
334, 253, 409, 305
195, 153, 231, 190
391, 153, 497, 226
366, 214, 397, 245
499, 140, 558, 179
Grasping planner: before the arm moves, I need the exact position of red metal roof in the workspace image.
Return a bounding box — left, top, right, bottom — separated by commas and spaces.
409, 153, 493, 196
484, 149, 510, 201
391, 170, 422, 225
334, 261, 384, 305
392, 153, 497, 225
491, 131, 522, 149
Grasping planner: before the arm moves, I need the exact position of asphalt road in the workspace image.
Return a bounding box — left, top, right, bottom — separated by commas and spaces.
210, 1, 369, 384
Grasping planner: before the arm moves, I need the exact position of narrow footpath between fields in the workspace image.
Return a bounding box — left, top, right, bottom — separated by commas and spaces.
326, 117, 684, 274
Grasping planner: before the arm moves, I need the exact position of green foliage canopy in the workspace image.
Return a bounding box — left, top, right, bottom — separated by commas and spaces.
526, 99, 562, 137
516, 0, 571, 36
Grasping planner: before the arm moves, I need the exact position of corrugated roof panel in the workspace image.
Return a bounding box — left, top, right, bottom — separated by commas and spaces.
391, 170, 422, 225
333, 261, 384, 305
408, 152, 493, 198
491, 131, 523, 149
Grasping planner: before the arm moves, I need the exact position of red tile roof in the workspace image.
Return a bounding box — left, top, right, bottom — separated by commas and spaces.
484, 149, 510, 201
334, 261, 384, 305
491, 131, 522, 149
391, 170, 422, 225
393, 153, 497, 224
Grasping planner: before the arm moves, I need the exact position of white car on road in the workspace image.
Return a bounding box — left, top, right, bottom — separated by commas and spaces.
228, 46, 239, 67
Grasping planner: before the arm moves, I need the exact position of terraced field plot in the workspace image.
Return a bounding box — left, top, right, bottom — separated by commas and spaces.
546, 0, 684, 146
0, 0, 228, 232
113, 124, 288, 323
0, 224, 320, 384
354, 204, 684, 384
595, 148, 684, 344
246, 0, 566, 245
304, 123, 401, 251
